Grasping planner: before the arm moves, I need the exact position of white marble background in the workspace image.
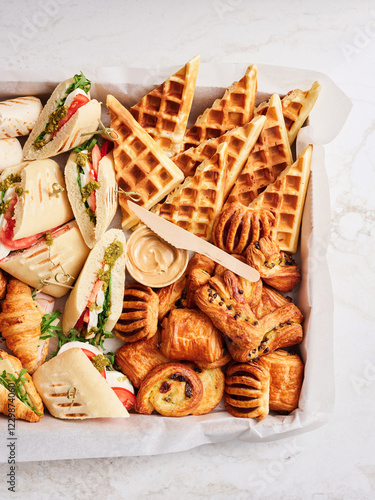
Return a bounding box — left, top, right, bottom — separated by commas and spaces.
0, 0, 374, 498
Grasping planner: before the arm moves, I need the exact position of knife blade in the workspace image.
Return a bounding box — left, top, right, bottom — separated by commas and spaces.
127, 201, 260, 282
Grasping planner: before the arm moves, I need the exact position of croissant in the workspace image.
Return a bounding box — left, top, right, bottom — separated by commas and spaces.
115, 330, 170, 388
245, 235, 301, 292
160, 308, 225, 363
185, 253, 215, 308
156, 275, 187, 322
224, 358, 271, 420
0, 349, 44, 422
212, 203, 275, 254
135, 362, 203, 417
114, 283, 159, 343
0, 279, 46, 374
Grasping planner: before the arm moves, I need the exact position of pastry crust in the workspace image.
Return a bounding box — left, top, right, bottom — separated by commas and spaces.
156, 275, 187, 322
115, 330, 170, 388
253, 285, 292, 319
160, 308, 225, 363
268, 349, 304, 412
0, 269, 7, 300
114, 283, 159, 343
185, 253, 215, 308
224, 359, 270, 420
184, 363, 225, 415
0, 349, 44, 422
0, 279, 46, 374
212, 203, 275, 255
135, 362, 203, 417
194, 271, 263, 350
246, 236, 301, 292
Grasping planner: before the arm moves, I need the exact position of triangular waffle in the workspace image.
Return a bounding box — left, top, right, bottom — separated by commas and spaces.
255, 81, 321, 145
130, 55, 200, 156
177, 65, 258, 153
173, 115, 266, 198
107, 94, 184, 230
153, 142, 228, 241
249, 144, 312, 253
225, 94, 293, 208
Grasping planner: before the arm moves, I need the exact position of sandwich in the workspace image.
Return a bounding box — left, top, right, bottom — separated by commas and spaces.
23, 72, 101, 160
0, 158, 74, 260
0, 221, 90, 298
0, 95, 43, 139
64, 138, 118, 248
62, 228, 126, 343
0, 137, 23, 171
32, 347, 129, 419
0, 349, 44, 423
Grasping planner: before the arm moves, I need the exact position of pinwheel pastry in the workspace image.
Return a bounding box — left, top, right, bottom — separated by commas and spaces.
156, 275, 187, 322
214, 255, 263, 310
115, 330, 170, 388
160, 308, 225, 364
114, 283, 159, 343
194, 270, 264, 350
225, 302, 303, 362
224, 358, 271, 419
245, 235, 301, 292
267, 349, 304, 413
0, 349, 44, 422
184, 362, 225, 415
0, 279, 46, 374
135, 362, 204, 417
185, 253, 216, 308
212, 203, 275, 255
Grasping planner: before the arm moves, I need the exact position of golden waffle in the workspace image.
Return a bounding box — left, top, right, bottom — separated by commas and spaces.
173, 115, 266, 198
130, 55, 200, 157
106, 94, 184, 230
177, 65, 257, 153
249, 144, 312, 253
225, 93, 293, 208
255, 81, 321, 145
153, 142, 228, 241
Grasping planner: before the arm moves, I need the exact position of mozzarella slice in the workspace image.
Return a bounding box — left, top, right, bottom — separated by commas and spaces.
57, 342, 102, 357
106, 370, 134, 395
96, 288, 105, 308
64, 88, 88, 109
0, 242, 11, 260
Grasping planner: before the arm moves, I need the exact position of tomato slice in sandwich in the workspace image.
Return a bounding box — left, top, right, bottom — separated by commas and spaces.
53, 93, 90, 134
111, 387, 136, 411
0, 197, 44, 249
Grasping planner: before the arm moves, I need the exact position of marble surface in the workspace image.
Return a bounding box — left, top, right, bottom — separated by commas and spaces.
0, 0, 374, 498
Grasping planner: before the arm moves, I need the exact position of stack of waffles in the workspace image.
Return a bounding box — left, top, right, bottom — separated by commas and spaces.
107, 57, 320, 251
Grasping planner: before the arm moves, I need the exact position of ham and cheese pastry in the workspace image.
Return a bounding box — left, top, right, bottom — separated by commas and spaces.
160, 308, 225, 364
135, 362, 203, 417
0, 349, 44, 422
65, 140, 118, 248
32, 347, 128, 419
23, 73, 101, 160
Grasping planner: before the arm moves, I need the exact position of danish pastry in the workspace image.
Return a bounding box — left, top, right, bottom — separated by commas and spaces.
160, 308, 225, 364
184, 363, 225, 415
156, 275, 187, 322
115, 330, 170, 388
114, 283, 159, 343
268, 349, 304, 413
212, 203, 275, 255
253, 285, 292, 318
135, 362, 203, 417
224, 359, 270, 420
185, 253, 216, 308
246, 236, 301, 292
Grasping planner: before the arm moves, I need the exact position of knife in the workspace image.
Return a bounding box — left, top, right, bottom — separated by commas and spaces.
127, 201, 260, 282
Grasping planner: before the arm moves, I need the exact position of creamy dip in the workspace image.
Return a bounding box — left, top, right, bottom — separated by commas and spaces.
125, 226, 188, 287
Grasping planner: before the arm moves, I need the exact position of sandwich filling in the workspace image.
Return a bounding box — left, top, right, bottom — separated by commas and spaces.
33, 72, 91, 150
74, 139, 112, 225
74, 239, 124, 342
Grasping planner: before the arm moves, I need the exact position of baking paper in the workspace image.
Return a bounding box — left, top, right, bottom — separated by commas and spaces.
0, 63, 351, 462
